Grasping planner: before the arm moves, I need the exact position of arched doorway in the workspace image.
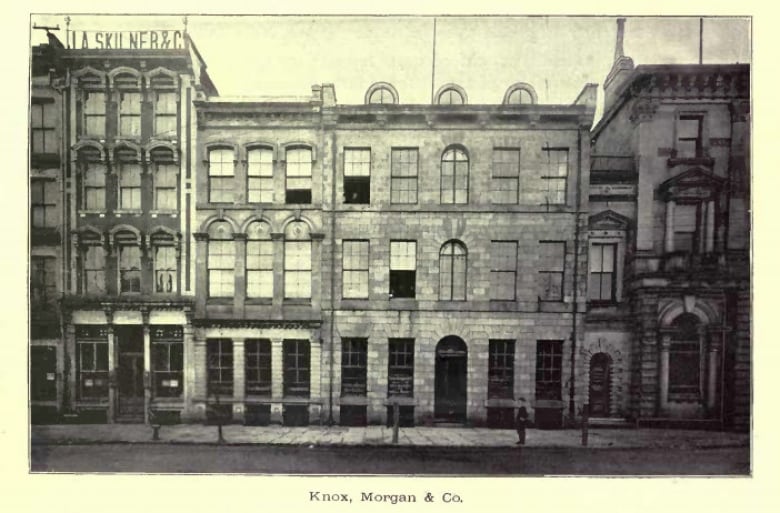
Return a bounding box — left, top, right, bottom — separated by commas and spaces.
434, 336, 468, 423
588, 352, 612, 417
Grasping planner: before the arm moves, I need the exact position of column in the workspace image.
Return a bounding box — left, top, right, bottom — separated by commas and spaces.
664, 200, 676, 253
233, 337, 246, 423
142, 311, 151, 424
233, 234, 247, 317
191, 334, 208, 422
707, 332, 721, 412
106, 323, 116, 423
270, 338, 284, 424
658, 335, 671, 415
309, 336, 322, 424
271, 233, 284, 307
182, 310, 194, 420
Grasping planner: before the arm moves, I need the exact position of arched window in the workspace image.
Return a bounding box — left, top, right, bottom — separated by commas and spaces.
503, 83, 538, 105
150, 148, 178, 211
247, 147, 274, 203
207, 221, 234, 298
441, 147, 469, 204
365, 82, 399, 105
208, 148, 235, 203
117, 87, 141, 138
285, 147, 313, 204
246, 221, 273, 299
116, 148, 142, 210
78, 147, 106, 210
439, 240, 467, 301
669, 314, 704, 395
83, 90, 106, 138
437, 88, 465, 105
80, 230, 105, 295
115, 230, 141, 294
284, 221, 311, 299
151, 230, 177, 294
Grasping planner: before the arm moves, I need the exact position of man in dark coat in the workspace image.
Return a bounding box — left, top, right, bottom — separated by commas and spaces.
515, 398, 528, 445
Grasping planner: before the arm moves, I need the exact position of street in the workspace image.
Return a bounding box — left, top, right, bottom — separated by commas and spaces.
30, 443, 750, 475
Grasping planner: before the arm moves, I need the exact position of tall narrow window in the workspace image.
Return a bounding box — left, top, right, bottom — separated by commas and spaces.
245, 339, 272, 396
118, 160, 142, 210
439, 240, 467, 301
589, 243, 616, 302
31, 256, 57, 306
117, 234, 141, 294
285, 147, 312, 204
539, 241, 565, 301
669, 315, 703, 395
207, 221, 235, 298
492, 148, 520, 204
441, 147, 469, 204
151, 232, 177, 294
341, 338, 368, 396
535, 340, 563, 400
491, 241, 517, 301
247, 148, 274, 203
283, 221, 311, 300
82, 240, 106, 295
542, 148, 568, 205
207, 339, 233, 396
118, 91, 141, 138
342, 240, 369, 299
77, 335, 109, 399
208, 148, 234, 203
31, 101, 57, 154
83, 91, 106, 138
246, 221, 273, 299
151, 326, 183, 398
677, 115, 703, 159
82, 161, 106, 210
673, 203, 700, 253
388, 338, 414, 397
390, 148, 418, 204
153, 158, 178, 211
283, 339, 310, 397
343, 148, 371, 204
389, 241, 416, 298
154, 91, 177, 137
31, 179, 57, 228
488, 340, 515, 399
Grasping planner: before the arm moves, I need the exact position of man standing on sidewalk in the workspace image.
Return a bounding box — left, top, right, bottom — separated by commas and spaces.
515, 398, 528, 445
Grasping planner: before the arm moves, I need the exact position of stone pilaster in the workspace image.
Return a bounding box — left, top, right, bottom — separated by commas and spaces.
232, 337, 246, 423
658, 334, 671, 416
270, 338, 284, 424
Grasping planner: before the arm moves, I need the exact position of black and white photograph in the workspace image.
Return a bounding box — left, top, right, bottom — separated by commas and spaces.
21, 7, 761, 494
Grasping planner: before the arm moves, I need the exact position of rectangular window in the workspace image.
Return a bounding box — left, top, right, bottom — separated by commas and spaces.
535, 340, 563, 400
78, 339, 109, 399
542, 148, 568, 205
208, 240, 235, 297
118, 91, 141, 137
151, 326, 183, 398
285, 148, 312, 204
673, 203, 700, 253
83, 245, 106, 294
83, 91, 106, 138
118, 162, 142, 210
118, 245, 141, 293
341, 338, 368, 396
31, 102, 57, 154
284, 241, 312, 299
389, 241, 416, 298
247, 148, 274, 203
488, 340, 515, 399
154, 91, 177, 137
31, 179, 57, 228
31, 256, 57, 305
245, 339, 272, 396
247, 239, 273, 298
344, 148, 371, 204
83, 163, 106, 210
388, 338, 414, 397
208, 148, 234, 203
491, 241, 517, 300
539, 241, 565, 301
207, 339, 233, 397
342, 240, 369, 299
283, 339, 310, 397
391, 148, 418, 204
154, 246, 177, 294
492, 148, 520, 204
677, 114, 703, 159
31, 346, 57, 401
154, 162, 178, 211
589, 243, 616, 302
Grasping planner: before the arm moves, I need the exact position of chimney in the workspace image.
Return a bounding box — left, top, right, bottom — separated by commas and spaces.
603, 18, 635, 114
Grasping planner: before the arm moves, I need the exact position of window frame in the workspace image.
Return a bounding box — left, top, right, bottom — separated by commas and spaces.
676, 113, 704, 159
116, 157, 143, 211
207, 222, 235, 298
535, 340, 563, 401
247, 147, 275, 204
151, 154, 178, 212
76, 327, 109, 400
440, 147, 469, 205
245, 338, 272, 396
342, 239, 369, 299
491, 148, 521, 204
490, 240, 518, 301
246, 221, 274, 299
341, 338, 368, 397
343, 147, 371, 204
31, 255, 57, 306
283, 339, 311, 397
284, 147, 313, 204
31, 100, 57, 154
150, 326, 184, 398
488, 339, 515, 399
439, 240, 467, 301
588, 242, 617, 303
153, 90, 178, 138
82, 90, 107, 138
151, 235, 177, 295
117, 90, 142, 139
388, 338, 414, 398
31, 178, 57, 229
539, 241, 566, 302
81, 237, 106, 295
541, 148, 569, 206
390, 148, 419, 205
389, 240, 417, 299
206, 338, 234, 397
116, 236, 142, 295
80, 157, 107, 211
437, 88, 465, 105
207, 148, 235, 204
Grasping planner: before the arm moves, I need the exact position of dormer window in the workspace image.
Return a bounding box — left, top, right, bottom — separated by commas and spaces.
503, 83, 538, 105
437, 88, 464, 105
365, 82, 399, 105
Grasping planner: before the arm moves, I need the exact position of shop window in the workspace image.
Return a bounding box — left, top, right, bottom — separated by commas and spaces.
488, 340, 515, 399
247, 147, 274, 203
441, 147, 469, 204
343, 148, 371, 204
342, 240, 369, 299
285, 147, 312, 204
589, 243, 616, 302
151, 326, 183, 398
492, 148, 520, 204
207, 339, 233, 397
246, 221, 273, 299
208, 148, 234, 203
78, 337, 109, 399
283, 339, 310, 397
31, 101, 57, 154
439, 240, 466, 301
389, 240, 416, 299
676, 114, 704, 159
245, 339, 272, 396
491, 241, 517, 301
207, 221, 235, 298
390, 148, 418, 204
31, 256, 57, 306
539, 241, 565, 301
153, 157, 178, 211
535, 340, 563, 401
31, 346, 57, 401
388, 338, 414, 397
541, 148, 568, 205
83, 91, 106, 138
154, 91, 177, 137
118, 91, 141, 138
341, 338, 367, 396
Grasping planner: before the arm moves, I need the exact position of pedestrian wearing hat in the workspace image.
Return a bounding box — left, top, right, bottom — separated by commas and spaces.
515, 398, 528, 445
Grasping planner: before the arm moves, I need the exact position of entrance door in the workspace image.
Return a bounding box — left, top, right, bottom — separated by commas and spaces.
116, 327, 145, 422
434, 336, 467, 423
588, 353, 611, 416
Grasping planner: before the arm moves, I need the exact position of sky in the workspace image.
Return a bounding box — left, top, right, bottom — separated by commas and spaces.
29, 15, 750, 115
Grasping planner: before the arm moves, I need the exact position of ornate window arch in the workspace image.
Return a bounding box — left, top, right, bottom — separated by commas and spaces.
440, 145, 469, 204
246, 220, 273, 299
207, 220, 235, 298
365, 82, 399, 105
439, 240, 467, 301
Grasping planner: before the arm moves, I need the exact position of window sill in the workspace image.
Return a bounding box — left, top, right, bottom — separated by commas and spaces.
206, 297, 233, 305
283, 299, 312, 306
114, 209, 143, 216
384, 397, 416, 406
150, 210, 178, 217
245, 298, 273, 305
78, 210, 108, 217
339, 396, 369, 405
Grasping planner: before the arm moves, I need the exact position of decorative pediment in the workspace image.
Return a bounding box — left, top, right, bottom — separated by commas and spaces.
589, 210, 630, 231
657, 167, 725, 200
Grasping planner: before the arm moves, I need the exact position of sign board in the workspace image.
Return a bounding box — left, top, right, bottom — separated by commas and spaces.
70, 30, 184, 50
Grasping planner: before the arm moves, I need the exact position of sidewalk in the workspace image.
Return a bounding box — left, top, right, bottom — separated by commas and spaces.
31, 424, 750, 450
